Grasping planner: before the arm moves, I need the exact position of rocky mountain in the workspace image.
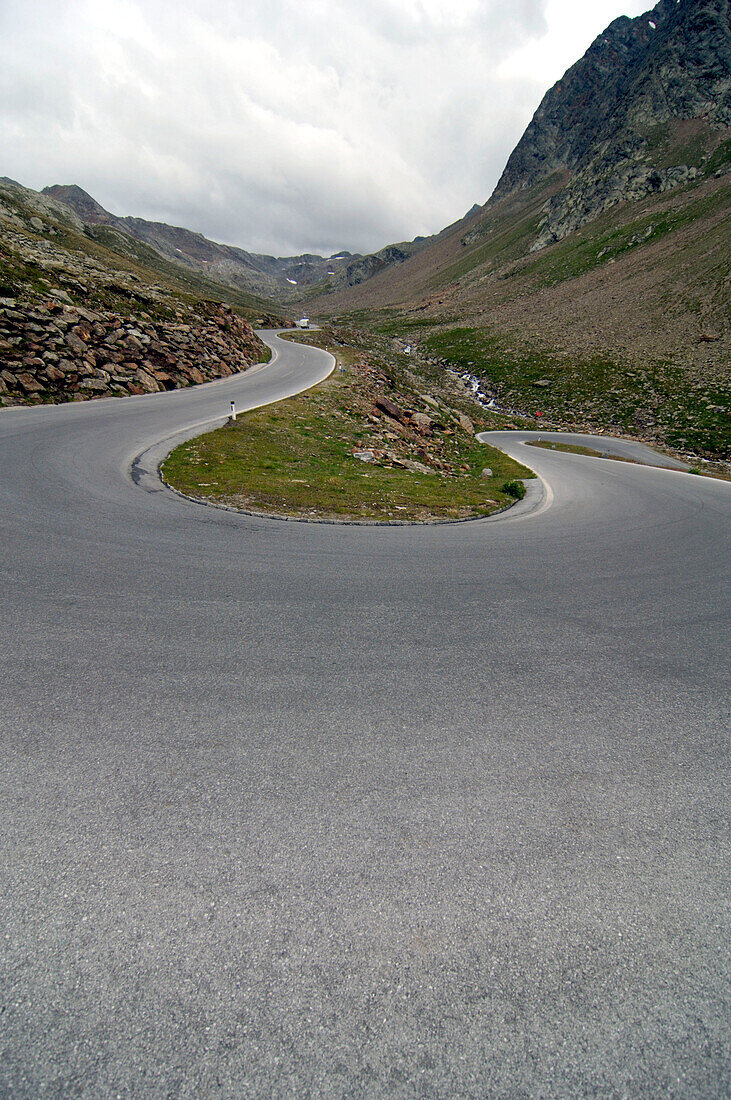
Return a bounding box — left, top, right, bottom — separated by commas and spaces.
307, 0, 730, 458
491, 0, 730, 248
41, 184, 357, 299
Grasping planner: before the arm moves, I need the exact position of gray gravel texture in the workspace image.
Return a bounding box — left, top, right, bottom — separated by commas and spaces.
1, 333, 729, 1098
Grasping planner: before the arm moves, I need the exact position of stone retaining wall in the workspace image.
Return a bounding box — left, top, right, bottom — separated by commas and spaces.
0, 299, 265, 405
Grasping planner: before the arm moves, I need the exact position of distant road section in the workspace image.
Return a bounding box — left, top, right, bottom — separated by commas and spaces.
1, 332, 729, 1098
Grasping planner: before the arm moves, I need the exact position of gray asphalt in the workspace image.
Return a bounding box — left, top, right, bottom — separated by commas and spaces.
1, 332, 729, 1098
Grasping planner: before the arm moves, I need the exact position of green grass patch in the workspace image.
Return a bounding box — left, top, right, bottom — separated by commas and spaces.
367, 315, 457, 337
526, 440, 656, 466
527, 439, 730, 479
432, 213, 543, 287
502, 181, 731, 289
527, 440, 609, 458
423, 326, 730, 458
644, 120, 729, 175
704, 140, 731, 177
162, 339, 533, 522
501, 479, 526, 500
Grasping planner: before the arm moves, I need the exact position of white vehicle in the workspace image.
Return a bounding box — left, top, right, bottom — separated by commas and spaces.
296, 317, 309, 329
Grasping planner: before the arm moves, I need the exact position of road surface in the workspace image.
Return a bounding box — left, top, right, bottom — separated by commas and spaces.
1, 332, 729, 1098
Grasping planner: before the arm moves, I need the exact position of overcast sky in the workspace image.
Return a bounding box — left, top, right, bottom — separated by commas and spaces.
1, 0, 651, 257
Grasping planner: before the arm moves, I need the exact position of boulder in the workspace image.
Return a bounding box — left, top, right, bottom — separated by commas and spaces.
375, 395, 405, 423
17, 373, 44, 394
65, 331, 88, 354
135, 369, 160, 393
120, 333, 144, 352
410, 412, 434, 434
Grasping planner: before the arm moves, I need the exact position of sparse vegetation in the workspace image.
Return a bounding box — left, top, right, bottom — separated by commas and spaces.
163, 330, 534, 522
415, 324, 730, 459
0, 180, 285, 325
501, 479, 526, 500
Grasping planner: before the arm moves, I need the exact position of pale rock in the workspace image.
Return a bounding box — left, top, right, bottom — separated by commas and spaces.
411, 412, 434, 434
17, 372, 44, 393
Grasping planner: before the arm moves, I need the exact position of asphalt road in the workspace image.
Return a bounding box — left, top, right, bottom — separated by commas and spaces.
1, 332, 729, 1098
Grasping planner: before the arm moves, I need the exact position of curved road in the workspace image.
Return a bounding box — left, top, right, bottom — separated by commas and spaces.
1, 333, 729, 1098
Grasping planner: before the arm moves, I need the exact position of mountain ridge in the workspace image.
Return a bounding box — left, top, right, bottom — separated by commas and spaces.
303, 0, 729, 458
11, 0, 730, 310
40, 183, 356, 297
492, 0, 730, 249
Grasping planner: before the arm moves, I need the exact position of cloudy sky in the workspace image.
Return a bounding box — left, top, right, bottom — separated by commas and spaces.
1, 0, 650, 257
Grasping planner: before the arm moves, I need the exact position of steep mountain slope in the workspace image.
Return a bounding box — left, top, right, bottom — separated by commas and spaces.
493, 1, 728, 193
515, 0, 731, 248
305, 0, 730, 458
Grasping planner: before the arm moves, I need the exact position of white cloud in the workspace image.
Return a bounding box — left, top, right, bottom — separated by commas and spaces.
0, 0, 652, 256
498, 0, 650, 84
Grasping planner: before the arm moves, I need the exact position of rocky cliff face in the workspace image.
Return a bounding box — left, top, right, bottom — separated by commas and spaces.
491, 0, 730, 248
341, 242, 423, 286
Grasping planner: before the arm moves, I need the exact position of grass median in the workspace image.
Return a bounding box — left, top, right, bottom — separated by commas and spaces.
162, 331, 534, 522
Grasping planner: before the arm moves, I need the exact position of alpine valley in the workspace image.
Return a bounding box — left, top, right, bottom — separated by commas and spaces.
1, 0, 728, 458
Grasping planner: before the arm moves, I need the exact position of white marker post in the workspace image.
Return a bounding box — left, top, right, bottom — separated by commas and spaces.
230, 401, 236, 421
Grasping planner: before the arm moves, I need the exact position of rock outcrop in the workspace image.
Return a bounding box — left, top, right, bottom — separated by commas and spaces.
490, 0, 731, 248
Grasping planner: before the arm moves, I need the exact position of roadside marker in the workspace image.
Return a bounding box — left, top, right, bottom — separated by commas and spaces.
230, 401, 236, 420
